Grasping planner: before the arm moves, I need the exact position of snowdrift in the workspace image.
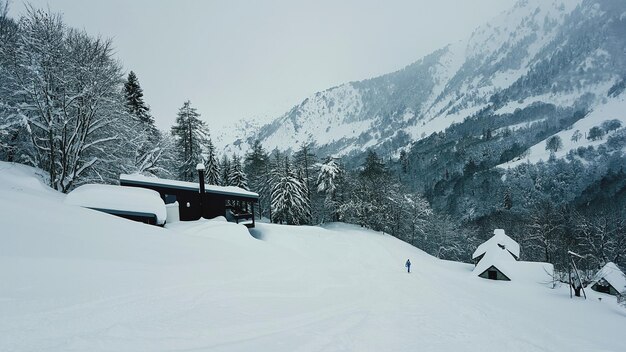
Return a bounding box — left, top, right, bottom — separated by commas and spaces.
65, 184, 167, 225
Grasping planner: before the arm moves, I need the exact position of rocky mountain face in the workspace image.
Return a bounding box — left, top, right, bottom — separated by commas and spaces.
222, 0, 626, 161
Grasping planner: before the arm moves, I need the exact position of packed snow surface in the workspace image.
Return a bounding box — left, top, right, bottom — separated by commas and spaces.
1, 161, 625, 352
65, 184, 167, 225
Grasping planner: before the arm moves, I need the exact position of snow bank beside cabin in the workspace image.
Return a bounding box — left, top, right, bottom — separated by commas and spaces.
65, 184, 167, 225
0, 162, 61, 200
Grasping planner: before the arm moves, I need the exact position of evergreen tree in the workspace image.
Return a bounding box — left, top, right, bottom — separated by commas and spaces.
399, 150, 409, 174
361, 150, 387, 180
204, 139, 220, 185
294, 143, 316, 201
296, 167, 312, 224
545, 135, 563, 153
245, 140, 270, 218
401, 192, 433, 247
588, 126, 605, 141
122, 70, 169, 175
228, 155, 249, 190
340, 150, 393, 231
220, 154, 231, 186
504, 189, 513, 210
170, 100, 208, 181
317, 156, 344, 222
124, 71, 154, 128
271, 155, 310, 225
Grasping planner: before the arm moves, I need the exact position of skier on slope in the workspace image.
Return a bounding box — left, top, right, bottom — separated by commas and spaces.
405, 259, 411, 273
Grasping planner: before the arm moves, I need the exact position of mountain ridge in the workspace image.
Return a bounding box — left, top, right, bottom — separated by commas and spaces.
218, 0, 626, 164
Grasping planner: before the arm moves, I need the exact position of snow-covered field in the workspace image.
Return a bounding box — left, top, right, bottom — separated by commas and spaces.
1, 161, 625, 352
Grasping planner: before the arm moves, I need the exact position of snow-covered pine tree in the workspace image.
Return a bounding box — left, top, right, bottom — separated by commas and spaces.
220, 154, 231, 186
503, 189, 513, 210
244, 140, 270, 218
296, 167, 312, 224
266, 150, 284, 221
122, 70, 172, 176
228, 155, 248, 190
316, 156, 344, 222
294, 144, 316, 200
204, 138, 220, 185
271, 156, 309, 225
170, 100, 208, 181
124, 71, 155, 129
358, 150, 390, 230
401, 192, 433, 247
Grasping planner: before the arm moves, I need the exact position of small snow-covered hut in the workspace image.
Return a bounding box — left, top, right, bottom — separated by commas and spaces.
471, 229, 553, 283
473, 247, 515, 281
472, 248, 554, 283
65, 184, 167, 226
589, 262, 626, 296
472, 229, 520, 265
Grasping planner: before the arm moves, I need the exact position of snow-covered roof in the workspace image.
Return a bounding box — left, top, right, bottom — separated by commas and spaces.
119, 174, 259, 199
65, 184, 167, 225
472, 229, 520, 260
592, 262, 626, 293
473, 248, 553, 283
473, 247, 516, 278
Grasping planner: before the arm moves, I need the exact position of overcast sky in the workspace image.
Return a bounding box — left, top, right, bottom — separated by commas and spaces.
10, 0, 516, 131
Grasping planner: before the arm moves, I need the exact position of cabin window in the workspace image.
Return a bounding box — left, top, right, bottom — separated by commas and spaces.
164, 194, 177, 204
488, 270, 497, 280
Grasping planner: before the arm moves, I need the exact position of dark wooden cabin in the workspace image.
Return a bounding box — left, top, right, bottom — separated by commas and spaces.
119, 174, 258, 227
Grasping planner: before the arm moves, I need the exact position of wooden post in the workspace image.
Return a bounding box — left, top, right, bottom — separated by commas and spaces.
197, 163, 205, 219
568, 250, 587, 299
569, 263, 573, 299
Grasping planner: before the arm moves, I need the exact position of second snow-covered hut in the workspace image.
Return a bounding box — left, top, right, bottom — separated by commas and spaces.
589, 262, 626, 296
471, 229, 553, 283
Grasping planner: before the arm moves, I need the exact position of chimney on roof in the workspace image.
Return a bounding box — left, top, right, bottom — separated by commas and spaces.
196, 163, 206, 218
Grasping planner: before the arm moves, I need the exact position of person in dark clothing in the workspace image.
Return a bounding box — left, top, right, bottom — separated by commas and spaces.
405, 259, 411, 273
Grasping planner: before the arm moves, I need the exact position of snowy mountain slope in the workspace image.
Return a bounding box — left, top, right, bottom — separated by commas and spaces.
500, 93, 626, 168
221, 0, 626, 160
1, 161, 626, 351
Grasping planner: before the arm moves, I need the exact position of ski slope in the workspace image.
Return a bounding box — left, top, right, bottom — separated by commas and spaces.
1, 161, 625, 352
